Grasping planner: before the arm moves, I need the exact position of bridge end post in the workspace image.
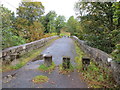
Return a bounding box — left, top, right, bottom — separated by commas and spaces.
62, 56, 70, 69
43, 55, 52, 67
82, 57, 90, 71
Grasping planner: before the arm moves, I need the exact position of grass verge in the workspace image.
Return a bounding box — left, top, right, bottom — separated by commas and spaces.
38, 62, 55, 73
74, 41, 118, 88
75, 42, 86, 72
32, 75, 49, 84
2, 37, 59, 72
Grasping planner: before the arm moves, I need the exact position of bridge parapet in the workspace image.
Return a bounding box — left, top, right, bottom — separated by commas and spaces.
72, 36, 120, 86
1, 36, 58, 65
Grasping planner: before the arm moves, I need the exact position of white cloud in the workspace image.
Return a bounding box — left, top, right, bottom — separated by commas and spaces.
1, 0, 79, 20
40, 0, 78, 20
1, 0, 21, 15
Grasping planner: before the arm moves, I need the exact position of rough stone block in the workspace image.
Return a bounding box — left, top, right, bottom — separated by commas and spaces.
10, 53, 19, 62
82, 57, 90, 71
62, 56, 70, 69
43, 54, 52, 67
111, 61, 120, 86
2, 51, 6, 57
11, 48, 16, 54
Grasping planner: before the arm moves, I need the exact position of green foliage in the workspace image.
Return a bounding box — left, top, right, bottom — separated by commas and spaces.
74, 2, 120, 53
112, 44, 120, 61
1, 5, 15, 28
66, 16, 81, 36
42, 11, 57, 33
113, 2, 120, 26
32, 75, 49, 84
15, 2, 45, 42
55, 15, 66, 35
39, 11, 66, 34
1, 5, 26, 49
2, 28, 26, 49
17, 2, 44, 23
40, 13, 66, 35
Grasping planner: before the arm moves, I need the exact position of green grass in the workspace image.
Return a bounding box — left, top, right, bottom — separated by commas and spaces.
58, 63, 74, 74
60, 31, 70, 36
60, 33, 70, 36
74, 42, 86, 72
32, 75, 49, 84
38, 62, 55, 73
60, 33, 66, 36
10, 62, 25, 69
81, 61, 118, 88
74, 41, 118, 88
2, 38, 59, 72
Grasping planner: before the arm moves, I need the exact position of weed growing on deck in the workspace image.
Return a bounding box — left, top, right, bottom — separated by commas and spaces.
32, 75, 49, 84
38, 62, 55, 73
58, 63, 74, 74
74, 43, 85, 72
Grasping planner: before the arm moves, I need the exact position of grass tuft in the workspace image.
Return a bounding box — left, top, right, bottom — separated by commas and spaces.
58, 63, 74, 74
38, 62, 55, 73
32, 75, 49, 84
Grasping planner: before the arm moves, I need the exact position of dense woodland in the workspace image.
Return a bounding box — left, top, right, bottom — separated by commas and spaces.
1, 1, 120, 61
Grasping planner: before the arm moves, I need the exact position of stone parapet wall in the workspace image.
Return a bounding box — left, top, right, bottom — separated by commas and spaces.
72, 36, 120, 86
1, 36, 58, 65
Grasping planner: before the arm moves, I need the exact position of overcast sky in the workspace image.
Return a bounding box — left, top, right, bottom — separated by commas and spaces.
1, 0, 79, 20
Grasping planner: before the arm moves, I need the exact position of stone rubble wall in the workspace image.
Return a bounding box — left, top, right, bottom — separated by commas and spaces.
72, 36, 120, 86
1, 36, 58, 65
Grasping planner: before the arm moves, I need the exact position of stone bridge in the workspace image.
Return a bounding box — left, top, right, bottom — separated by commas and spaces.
1, 36, 120, 87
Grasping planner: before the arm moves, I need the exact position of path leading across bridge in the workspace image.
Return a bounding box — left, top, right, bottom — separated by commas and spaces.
2, 37, 88, 88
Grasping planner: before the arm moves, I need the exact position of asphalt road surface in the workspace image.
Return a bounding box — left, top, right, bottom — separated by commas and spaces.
2, 37, 88, 88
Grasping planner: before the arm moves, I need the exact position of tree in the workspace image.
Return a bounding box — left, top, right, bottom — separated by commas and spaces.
1, 5, 15, 29
67, 16, 81, 37
15, 2, 45, 42
41, 11, 57, 33
28, 21, 44, 42
74, 1, 120, 53
17, 2, 44, 23
1, 5, 26, 49
75, 2, 115, 31
55, 15, 66, 35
